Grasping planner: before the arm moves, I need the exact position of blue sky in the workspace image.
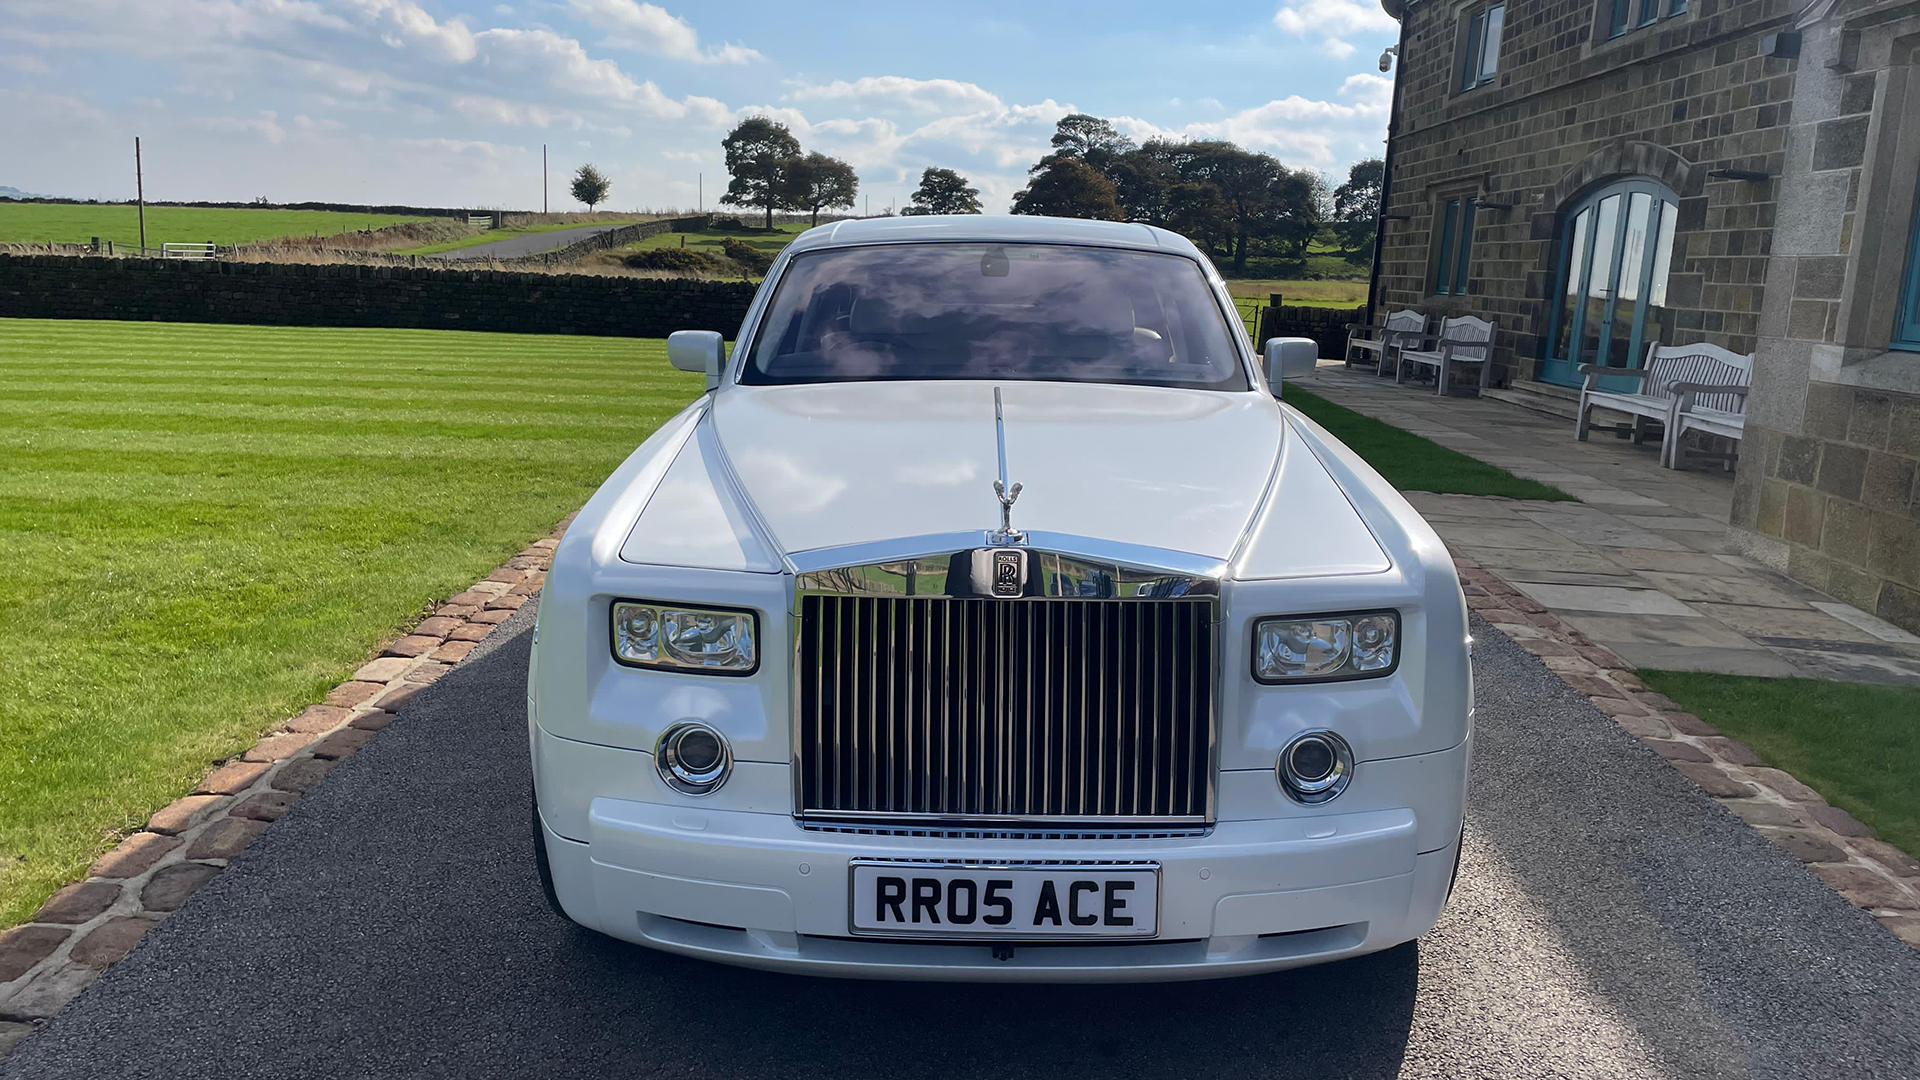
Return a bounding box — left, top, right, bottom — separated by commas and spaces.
0, 0, 1399, 213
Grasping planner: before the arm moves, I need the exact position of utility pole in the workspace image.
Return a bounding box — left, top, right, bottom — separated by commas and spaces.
698, 172, 702, 213
134, 136, 146, 255
542, 144, 548, 214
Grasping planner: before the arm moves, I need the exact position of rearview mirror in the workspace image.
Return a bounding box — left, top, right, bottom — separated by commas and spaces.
667, 330, 726, 389
1263, 337, 1319, 396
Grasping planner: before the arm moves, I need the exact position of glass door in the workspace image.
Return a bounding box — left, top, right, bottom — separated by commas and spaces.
1540, 179, 1678, 389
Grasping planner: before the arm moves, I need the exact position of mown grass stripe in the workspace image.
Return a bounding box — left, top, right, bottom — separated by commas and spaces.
0, 317, 703, 929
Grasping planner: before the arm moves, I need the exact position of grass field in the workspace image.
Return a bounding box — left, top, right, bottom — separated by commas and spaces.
0, 318, 703, 927
1224, 279, 1368, 306
1284, 387, 1573, 500
0, 204, 435, 249
397, 219, 642, 257
1637, 671, 1920, 857
616, 221, 809, 257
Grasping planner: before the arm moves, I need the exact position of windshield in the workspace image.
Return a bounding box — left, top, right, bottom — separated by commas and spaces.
739, 242, 1250, 390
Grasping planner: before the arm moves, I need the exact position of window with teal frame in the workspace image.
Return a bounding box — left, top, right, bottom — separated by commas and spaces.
1433, 198, 1476, 295
1609, 0, 1683, 37
1896, 198, 1920, 351
1459, 3, 1503, 91
1539, 178, 1679, 386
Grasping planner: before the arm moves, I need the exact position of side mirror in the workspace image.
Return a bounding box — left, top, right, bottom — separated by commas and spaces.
1263, 337, 1319, 396
667, 330, 726, 389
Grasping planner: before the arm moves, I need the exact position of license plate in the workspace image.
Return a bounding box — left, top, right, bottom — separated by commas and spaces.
849, 863, 1159, 939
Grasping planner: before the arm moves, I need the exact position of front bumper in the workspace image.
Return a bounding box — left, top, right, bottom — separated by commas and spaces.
534, 727, 1467, 982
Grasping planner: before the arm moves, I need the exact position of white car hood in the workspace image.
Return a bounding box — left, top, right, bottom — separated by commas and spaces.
708, 380, 1283, 561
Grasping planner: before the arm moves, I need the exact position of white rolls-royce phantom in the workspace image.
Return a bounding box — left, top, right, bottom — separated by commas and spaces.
527, 215, 1471, 981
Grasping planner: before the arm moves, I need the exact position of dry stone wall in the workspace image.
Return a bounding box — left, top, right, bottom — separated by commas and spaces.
0, 254, 759, 338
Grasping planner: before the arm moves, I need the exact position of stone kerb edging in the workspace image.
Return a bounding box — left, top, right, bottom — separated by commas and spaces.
0, 519, 570, 1054
1456, 556, 1920, 947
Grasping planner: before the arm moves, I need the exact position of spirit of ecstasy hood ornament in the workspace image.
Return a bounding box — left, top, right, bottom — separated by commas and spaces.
989, 386, 1025, 546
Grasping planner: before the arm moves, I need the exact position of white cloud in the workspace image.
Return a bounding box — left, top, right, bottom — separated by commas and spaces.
788, 76, 1002, 114
1109, 76, 1389, 168
345, 0, 477, 62
1339, 72, 1393, 109
566, 0, 762, 64
1273, 0, 1397, 61
1274, 0, 1397, 35
197, 111, 288, 144
1, 54, 52, 74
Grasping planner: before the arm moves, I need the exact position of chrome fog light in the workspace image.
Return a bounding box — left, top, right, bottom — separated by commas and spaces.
655, 722, 732, 796
1276, 730, 1354, 804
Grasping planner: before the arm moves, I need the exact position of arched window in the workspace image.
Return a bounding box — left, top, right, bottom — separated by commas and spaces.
1541, 179, 1680, 386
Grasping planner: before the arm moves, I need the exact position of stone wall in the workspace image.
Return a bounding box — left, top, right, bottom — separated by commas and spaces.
502, 215, 711, 267
1378, 0, 1802, 387
1728, 0, 1920, 634
0, 254, 759, 338
1257, 304, 1369, 360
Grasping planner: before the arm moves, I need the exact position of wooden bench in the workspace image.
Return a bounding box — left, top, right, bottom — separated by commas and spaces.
1396, 315, 1497, 395
1574, 342, 1752, 470
1344, 309, 1427, 376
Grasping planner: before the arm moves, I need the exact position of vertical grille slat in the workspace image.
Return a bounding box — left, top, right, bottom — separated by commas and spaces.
798, 596, 1213, 824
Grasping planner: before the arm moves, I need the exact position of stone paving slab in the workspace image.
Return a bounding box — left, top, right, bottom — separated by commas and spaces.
0, 517, 569, 1055
1307, 364, 1920, 688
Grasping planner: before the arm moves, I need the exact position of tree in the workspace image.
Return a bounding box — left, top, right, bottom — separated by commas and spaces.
1109, 140, 1182, 225
1034, 113, 1135, 176
902, 167, 983, 216
1010, 158, 1124, 220
1171, 142, 1323, 274
783, 152, 859, 226
720, 117, 801, 229
1332, 158, 1385, 256
570, 163, 610, 211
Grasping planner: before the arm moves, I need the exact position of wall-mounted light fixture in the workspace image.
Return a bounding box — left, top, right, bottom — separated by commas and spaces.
1708, 168, 1772, 182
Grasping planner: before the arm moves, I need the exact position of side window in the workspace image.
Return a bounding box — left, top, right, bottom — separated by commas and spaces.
1432, 198, 1478, 295
1895, 189, 1920, 351
1609, 0, 1684, 38
1459, 3, 1505, 92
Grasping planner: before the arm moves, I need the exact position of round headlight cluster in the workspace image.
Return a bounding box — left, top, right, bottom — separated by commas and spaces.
1276, 730, 1354, 804
655, 721, 732, 796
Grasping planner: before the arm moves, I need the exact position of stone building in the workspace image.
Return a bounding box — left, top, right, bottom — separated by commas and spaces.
1371, 0, 1920, 633
1728, 0, 1920, 633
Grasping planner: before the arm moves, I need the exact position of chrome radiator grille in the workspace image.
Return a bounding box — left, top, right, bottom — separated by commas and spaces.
796, 595, 1215, 826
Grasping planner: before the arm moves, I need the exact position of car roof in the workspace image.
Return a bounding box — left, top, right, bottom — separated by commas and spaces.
783, 215, 1206, 260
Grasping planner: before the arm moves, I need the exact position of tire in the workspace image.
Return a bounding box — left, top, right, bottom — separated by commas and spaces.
531, 783, 569, 921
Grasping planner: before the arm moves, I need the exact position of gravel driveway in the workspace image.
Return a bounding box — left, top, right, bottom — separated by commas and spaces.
6, 606, 1917, 1079
428, 224, 627, 261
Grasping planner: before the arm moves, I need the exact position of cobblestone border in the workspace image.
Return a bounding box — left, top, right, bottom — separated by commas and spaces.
0, 522, 567, 1054
1456, 555, 1920, 948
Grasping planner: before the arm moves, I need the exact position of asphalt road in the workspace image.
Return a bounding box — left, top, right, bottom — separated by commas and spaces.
6, 607, 1919, 1080
428, 224, 627, 261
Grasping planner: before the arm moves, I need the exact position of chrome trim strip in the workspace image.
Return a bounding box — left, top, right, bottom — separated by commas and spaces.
825, 807, 1198, 822
788, 531, 1227, 586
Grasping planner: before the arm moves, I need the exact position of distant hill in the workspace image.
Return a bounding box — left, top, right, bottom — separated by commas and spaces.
0, 186, 53, 200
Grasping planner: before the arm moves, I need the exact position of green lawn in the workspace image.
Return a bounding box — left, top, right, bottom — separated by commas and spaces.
0, 204, 433, 248
617, 221, 809, 256
1284, 387, 1574, 500
1638, 671, 1920, 856
396, 219, 641, 257
0, 318, 703, 927
1224, 279, 1368, 306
